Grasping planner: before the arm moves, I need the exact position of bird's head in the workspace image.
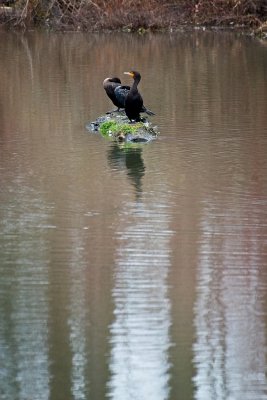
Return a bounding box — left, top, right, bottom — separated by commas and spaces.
124, 71, 141, 81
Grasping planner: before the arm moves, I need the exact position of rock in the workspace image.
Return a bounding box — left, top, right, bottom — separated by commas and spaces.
87, 111, 159, 143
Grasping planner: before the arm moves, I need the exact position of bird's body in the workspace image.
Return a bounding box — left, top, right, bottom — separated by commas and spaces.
103, 77, 125, 111
124, 71, 143, 122
114, 85, 131, 108
124, 71, 155, 122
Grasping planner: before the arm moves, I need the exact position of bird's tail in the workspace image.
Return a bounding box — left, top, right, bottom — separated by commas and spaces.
143, 107, 155, 116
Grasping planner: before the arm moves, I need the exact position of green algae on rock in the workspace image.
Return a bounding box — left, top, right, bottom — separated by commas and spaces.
89, 111, 159, 143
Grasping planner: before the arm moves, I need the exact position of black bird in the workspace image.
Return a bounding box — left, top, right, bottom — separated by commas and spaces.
124, 71, 155, 122
103, 75, 155, 118
103, 77, 130, 111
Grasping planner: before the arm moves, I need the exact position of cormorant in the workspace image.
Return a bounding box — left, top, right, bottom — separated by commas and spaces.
124, 71, 155, 122
103, 74, 155, 119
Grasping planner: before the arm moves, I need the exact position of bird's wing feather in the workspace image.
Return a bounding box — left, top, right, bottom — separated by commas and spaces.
114, 85, 130, 108
141, 106, 155, 116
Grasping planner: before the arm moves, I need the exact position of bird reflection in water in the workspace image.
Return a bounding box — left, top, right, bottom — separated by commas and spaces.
107, 143, 145, 200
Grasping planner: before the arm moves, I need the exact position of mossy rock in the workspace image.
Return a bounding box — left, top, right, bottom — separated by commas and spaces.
88, 111, 159, 143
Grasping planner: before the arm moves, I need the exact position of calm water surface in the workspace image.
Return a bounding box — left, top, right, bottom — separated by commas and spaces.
0, 31, 267, 400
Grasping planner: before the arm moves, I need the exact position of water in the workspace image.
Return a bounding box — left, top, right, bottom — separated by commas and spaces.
0, 30, 267, 400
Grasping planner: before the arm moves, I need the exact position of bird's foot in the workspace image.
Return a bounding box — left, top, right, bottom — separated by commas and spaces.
106, 108, 121, 114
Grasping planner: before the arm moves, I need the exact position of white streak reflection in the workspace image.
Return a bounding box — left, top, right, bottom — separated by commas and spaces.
108, 202, 173, 400
0, 189, 50, 400
193, 201, 267, 400
68, 235, 88, 400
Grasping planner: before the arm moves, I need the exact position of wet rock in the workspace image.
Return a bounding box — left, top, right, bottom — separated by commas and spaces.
87, 111, 159, 144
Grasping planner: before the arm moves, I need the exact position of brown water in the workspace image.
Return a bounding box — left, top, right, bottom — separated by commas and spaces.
0, 31, 267, 400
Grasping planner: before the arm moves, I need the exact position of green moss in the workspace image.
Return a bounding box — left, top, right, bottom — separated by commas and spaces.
99, 121, 116, 136
99, 120, 143, 137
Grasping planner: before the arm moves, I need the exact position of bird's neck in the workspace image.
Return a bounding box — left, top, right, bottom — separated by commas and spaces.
131, 77, 140, 92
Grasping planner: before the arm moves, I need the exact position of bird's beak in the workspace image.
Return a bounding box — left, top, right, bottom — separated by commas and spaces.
124, 71, 134, 77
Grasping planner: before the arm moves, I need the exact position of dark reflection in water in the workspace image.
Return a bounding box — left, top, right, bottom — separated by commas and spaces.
0, 30, 267, 400
107, 144, 145, 199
